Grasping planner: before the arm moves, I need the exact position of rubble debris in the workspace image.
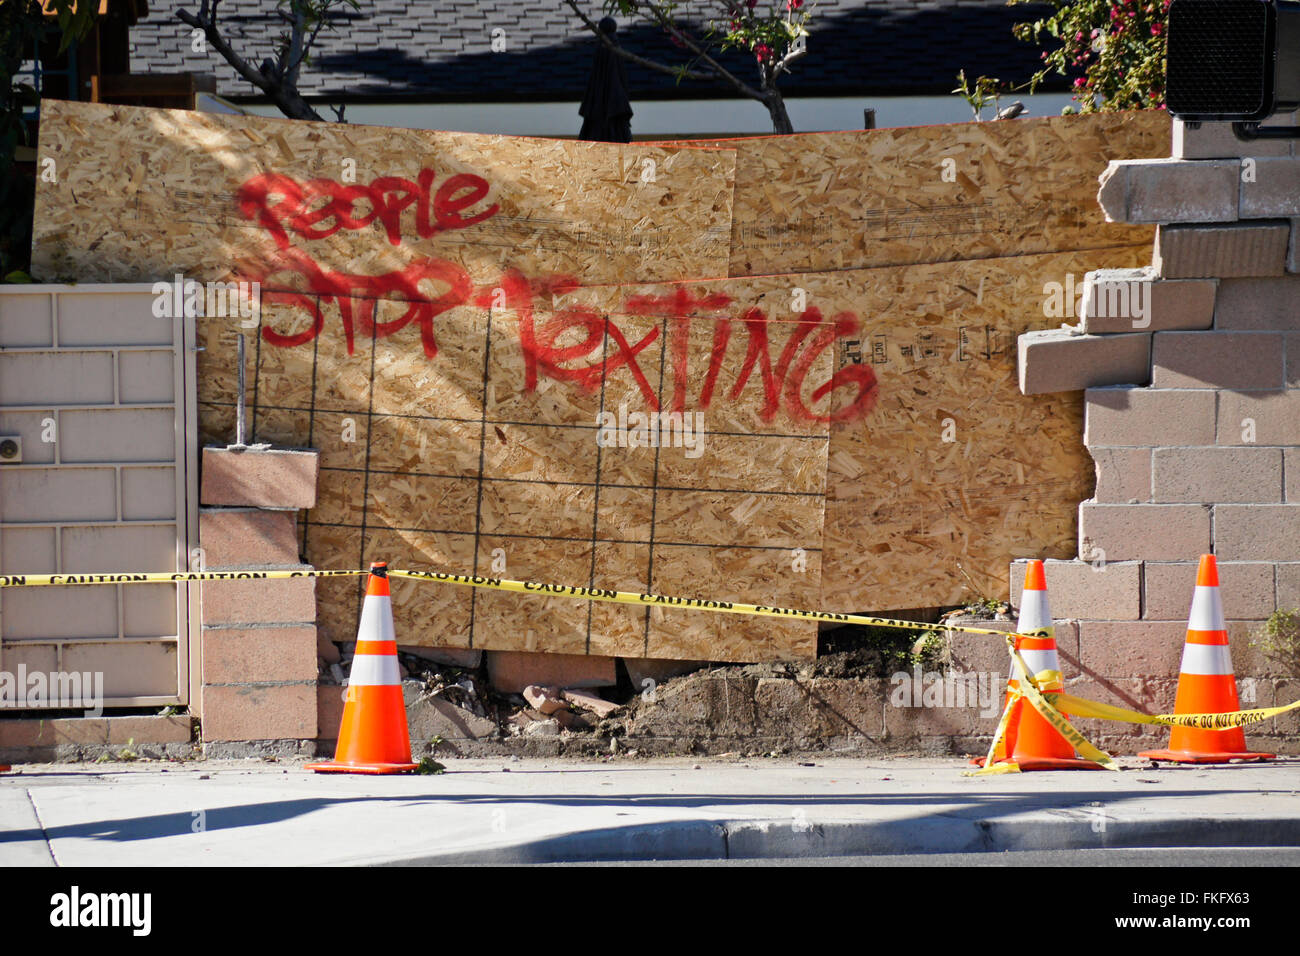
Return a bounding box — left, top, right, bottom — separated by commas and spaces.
522, 684, 568, 715
562, 688, 620, 718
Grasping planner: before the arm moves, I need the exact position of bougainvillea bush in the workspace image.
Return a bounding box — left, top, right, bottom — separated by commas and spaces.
1011, 0, 1169, 112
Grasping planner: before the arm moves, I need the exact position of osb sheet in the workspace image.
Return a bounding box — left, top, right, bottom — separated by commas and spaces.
670, 111, 1168, 277
561, 242, 1153, 613
31, 100, 736, 287
201, 286, 830, 662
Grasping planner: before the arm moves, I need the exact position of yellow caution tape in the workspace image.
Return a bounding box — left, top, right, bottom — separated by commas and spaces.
1050, 691, 1300, 731
965, 639, 1117, 776
2, 565, 1292, 747
0, 570, 363, 586
0, 566, 1049, 641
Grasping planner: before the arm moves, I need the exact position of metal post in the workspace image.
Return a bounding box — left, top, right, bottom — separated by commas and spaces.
235, 333, 247, 448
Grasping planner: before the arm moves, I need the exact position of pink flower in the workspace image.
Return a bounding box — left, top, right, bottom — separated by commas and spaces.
754, 42, 772, 62
788, 0, 804, 9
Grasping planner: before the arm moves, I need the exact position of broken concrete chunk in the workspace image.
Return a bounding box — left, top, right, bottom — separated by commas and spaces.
524, 719, 561, 737
523, 684, 567, 715
562, 688, 620, 718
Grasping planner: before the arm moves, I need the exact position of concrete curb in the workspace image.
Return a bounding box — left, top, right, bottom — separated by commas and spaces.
381, 812, 1300, 865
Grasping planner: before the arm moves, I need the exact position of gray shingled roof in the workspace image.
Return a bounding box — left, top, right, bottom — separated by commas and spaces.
131, 1, 1060, 102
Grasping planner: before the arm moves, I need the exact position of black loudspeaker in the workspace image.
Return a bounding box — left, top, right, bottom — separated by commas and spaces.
1167, 0, 1300, 129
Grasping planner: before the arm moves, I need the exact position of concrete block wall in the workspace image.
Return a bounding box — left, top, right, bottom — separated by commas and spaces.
198, 447, 321, 757
1016, 118, 1300, 755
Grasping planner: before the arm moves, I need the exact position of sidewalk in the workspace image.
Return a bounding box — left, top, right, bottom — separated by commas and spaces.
2, 756, 1299, 866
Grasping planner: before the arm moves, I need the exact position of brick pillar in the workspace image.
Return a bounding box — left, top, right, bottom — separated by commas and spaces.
198, 447, 320, 757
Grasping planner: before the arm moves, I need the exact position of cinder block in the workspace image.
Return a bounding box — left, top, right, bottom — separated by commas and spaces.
1151, 331, 1283, 389
1289, 333, 1300, 387
1271, 679, 1300, 737
486, 650, 618, 692
1079, 503, 1210, 562
1077, 621, 1190, 678
1090, 447, 1152, 503
882, 691, 993, 738
1214, 504, 1300, 560
1152, 446, 1283, 503
1018, 328, 1150, 395
1173, 118, 1293, 160
1290, 219, 1300, 273
201, 683, 316, 741
199, 508, 300, 567
1142, 561, 1276, 621
1096, 158, 1240, 224
1240, 158, 1300, 218
0, 715, 191, 748
317, 684, 346, 741
201, 446, 320, 509
945, 617, 1025, 674
1287, 449, 1300, 502
1214, 277, 1300, 330
200, 572, 316, 626
1084, 387, 1216, 447
1010, 559, 1141, 621
1279, 564, 1300, 608
1154, 221, 1290, 278
1216, 390, 1300, 444
1080, 269, 1215, 334
202, 625, 318, 684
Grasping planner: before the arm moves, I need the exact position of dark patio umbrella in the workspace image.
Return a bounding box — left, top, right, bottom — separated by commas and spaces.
579, 17, 633, 143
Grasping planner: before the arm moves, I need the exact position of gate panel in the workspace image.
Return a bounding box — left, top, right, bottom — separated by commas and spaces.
0, 286, 198, 708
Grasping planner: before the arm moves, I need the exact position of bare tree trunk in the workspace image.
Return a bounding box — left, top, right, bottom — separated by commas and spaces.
764, 90, 794, 135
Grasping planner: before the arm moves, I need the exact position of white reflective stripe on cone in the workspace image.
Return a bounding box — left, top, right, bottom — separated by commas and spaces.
357, 595, 397, 643
347, 653, 402, 687
1180, 642, 1234, 676
1187, 585, 1226, 632
1017, 590, 1052, 633
1018, 648, 1061, 675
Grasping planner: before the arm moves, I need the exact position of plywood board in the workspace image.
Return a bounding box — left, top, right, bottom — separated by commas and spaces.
558, 242, 1154, 613
203, 286, 827, 662
31, 100, 736, 287
30, 99, 1163, 659
671, 111, 1168, 277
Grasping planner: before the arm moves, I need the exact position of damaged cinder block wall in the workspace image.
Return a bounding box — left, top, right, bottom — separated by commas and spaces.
1016, 115, 1300, 756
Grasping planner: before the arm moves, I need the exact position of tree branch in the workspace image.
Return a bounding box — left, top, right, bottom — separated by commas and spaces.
771, 43, 805, 81
177, 1, 326, 121
641, 0, 764, 99
562, 0, 760, 98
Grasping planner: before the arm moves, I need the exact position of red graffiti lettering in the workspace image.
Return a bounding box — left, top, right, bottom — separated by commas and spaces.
247, 247, 471, 358
237, 169, 499, 250
490, 270, 661, 405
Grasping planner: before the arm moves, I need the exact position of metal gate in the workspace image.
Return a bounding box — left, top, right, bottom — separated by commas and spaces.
0, 284, 198, 709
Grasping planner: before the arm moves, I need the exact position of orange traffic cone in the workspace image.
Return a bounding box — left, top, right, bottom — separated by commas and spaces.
976, 560, 1102, 770
306, 562, 419, 775
1139, 555, 1274, 765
